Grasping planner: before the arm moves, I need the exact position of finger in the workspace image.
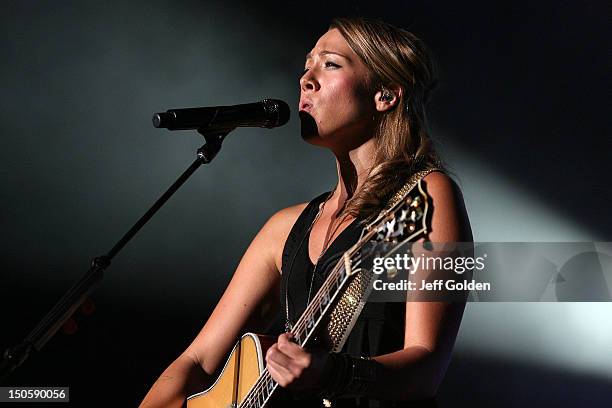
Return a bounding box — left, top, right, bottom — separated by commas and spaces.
278, 334, 308, 360
266, 361, 286, 387
266, 359, 294, 387
278, 332, 295, 345
267, 344, 306, 381
266, 345, 293, 368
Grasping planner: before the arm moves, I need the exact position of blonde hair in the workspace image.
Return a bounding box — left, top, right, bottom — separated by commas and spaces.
329, 17, 442, 220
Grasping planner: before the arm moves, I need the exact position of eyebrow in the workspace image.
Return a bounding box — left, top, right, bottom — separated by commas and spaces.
305, 50, 351, 61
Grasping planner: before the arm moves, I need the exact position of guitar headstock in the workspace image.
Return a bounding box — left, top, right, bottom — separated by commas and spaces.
365, 178, 430, 245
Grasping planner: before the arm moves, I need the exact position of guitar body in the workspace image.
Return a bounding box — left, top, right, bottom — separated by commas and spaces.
187, 333, 276, 408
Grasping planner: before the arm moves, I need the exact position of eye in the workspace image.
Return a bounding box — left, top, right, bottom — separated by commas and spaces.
299, 61, 340, 82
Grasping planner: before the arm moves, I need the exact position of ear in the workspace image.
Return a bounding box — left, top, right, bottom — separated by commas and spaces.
374, 84, 403, 112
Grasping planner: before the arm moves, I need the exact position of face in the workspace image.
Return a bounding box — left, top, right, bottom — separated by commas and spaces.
299, 28, 376, 150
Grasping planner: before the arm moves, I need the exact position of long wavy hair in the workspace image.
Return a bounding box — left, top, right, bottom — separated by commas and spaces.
329, 17, 442, 220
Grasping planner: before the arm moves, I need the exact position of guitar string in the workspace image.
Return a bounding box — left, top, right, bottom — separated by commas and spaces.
239, 264, 346, 408
290, 244, 367, 337
240, 368, 274, 408
289, 237, 373, 340
290, 267, 360, 349
291, 263, 364, 346
240, 251, 366, 407
290, 259, 352, 338
238, 257, 354, 408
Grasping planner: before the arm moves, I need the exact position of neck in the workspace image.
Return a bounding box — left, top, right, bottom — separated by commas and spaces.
328, 137, 376, 210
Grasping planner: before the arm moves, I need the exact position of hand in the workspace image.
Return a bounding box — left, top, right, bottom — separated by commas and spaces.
265, 333, 334, 392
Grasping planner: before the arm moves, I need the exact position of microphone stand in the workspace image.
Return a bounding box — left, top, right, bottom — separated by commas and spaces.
0, 127, 232, 383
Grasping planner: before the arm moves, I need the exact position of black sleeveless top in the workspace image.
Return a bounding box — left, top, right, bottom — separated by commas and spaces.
273, 192, 437, 408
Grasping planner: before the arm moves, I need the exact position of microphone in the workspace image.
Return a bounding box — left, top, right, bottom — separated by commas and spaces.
152, 99, 290, 131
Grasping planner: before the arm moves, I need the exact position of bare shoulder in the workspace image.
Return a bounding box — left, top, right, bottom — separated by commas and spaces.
263, 202, 309, 273
263, 202, 308, 241
267, 202, 309, 231
421, 171, 472, 242
422, 170, 456, 198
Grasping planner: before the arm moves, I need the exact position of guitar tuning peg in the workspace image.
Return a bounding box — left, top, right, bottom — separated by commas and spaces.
415, 207, 423, 219
393, 222, 405, 238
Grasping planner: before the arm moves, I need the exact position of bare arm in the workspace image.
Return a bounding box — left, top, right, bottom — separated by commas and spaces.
368, 171, 473, 399
139, 204, 306, 408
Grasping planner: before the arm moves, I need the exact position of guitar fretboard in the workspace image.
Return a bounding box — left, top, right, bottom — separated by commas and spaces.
290, 254, 354, 346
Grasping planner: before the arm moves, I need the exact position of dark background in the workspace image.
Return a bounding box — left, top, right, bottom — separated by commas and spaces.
1, 1, 610, 406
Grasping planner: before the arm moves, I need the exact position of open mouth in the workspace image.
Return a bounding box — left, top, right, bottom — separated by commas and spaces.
299, 100, 312, 112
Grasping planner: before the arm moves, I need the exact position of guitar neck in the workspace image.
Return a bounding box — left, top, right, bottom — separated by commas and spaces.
289, 252, 357, 347
238, 251, 361, 408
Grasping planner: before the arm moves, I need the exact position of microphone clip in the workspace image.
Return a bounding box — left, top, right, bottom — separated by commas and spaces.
196, 127, 234, 164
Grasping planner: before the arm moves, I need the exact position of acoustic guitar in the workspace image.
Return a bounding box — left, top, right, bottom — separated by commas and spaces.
186, 178, 431, 408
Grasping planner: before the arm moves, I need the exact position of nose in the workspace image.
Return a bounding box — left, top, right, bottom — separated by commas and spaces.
300, 70, 319, 93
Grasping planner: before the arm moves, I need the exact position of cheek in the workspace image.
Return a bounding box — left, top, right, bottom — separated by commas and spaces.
321, 79, 371, 122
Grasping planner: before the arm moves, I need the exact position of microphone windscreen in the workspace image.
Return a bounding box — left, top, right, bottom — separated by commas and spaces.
262, 99, 290, 128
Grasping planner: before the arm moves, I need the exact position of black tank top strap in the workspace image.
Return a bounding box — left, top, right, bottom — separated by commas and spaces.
280, 191, 329, 274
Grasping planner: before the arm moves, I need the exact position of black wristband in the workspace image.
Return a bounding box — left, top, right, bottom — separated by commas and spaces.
343, 355, 382, 396
319, 354, 382, 400
319, 353, 350, 398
